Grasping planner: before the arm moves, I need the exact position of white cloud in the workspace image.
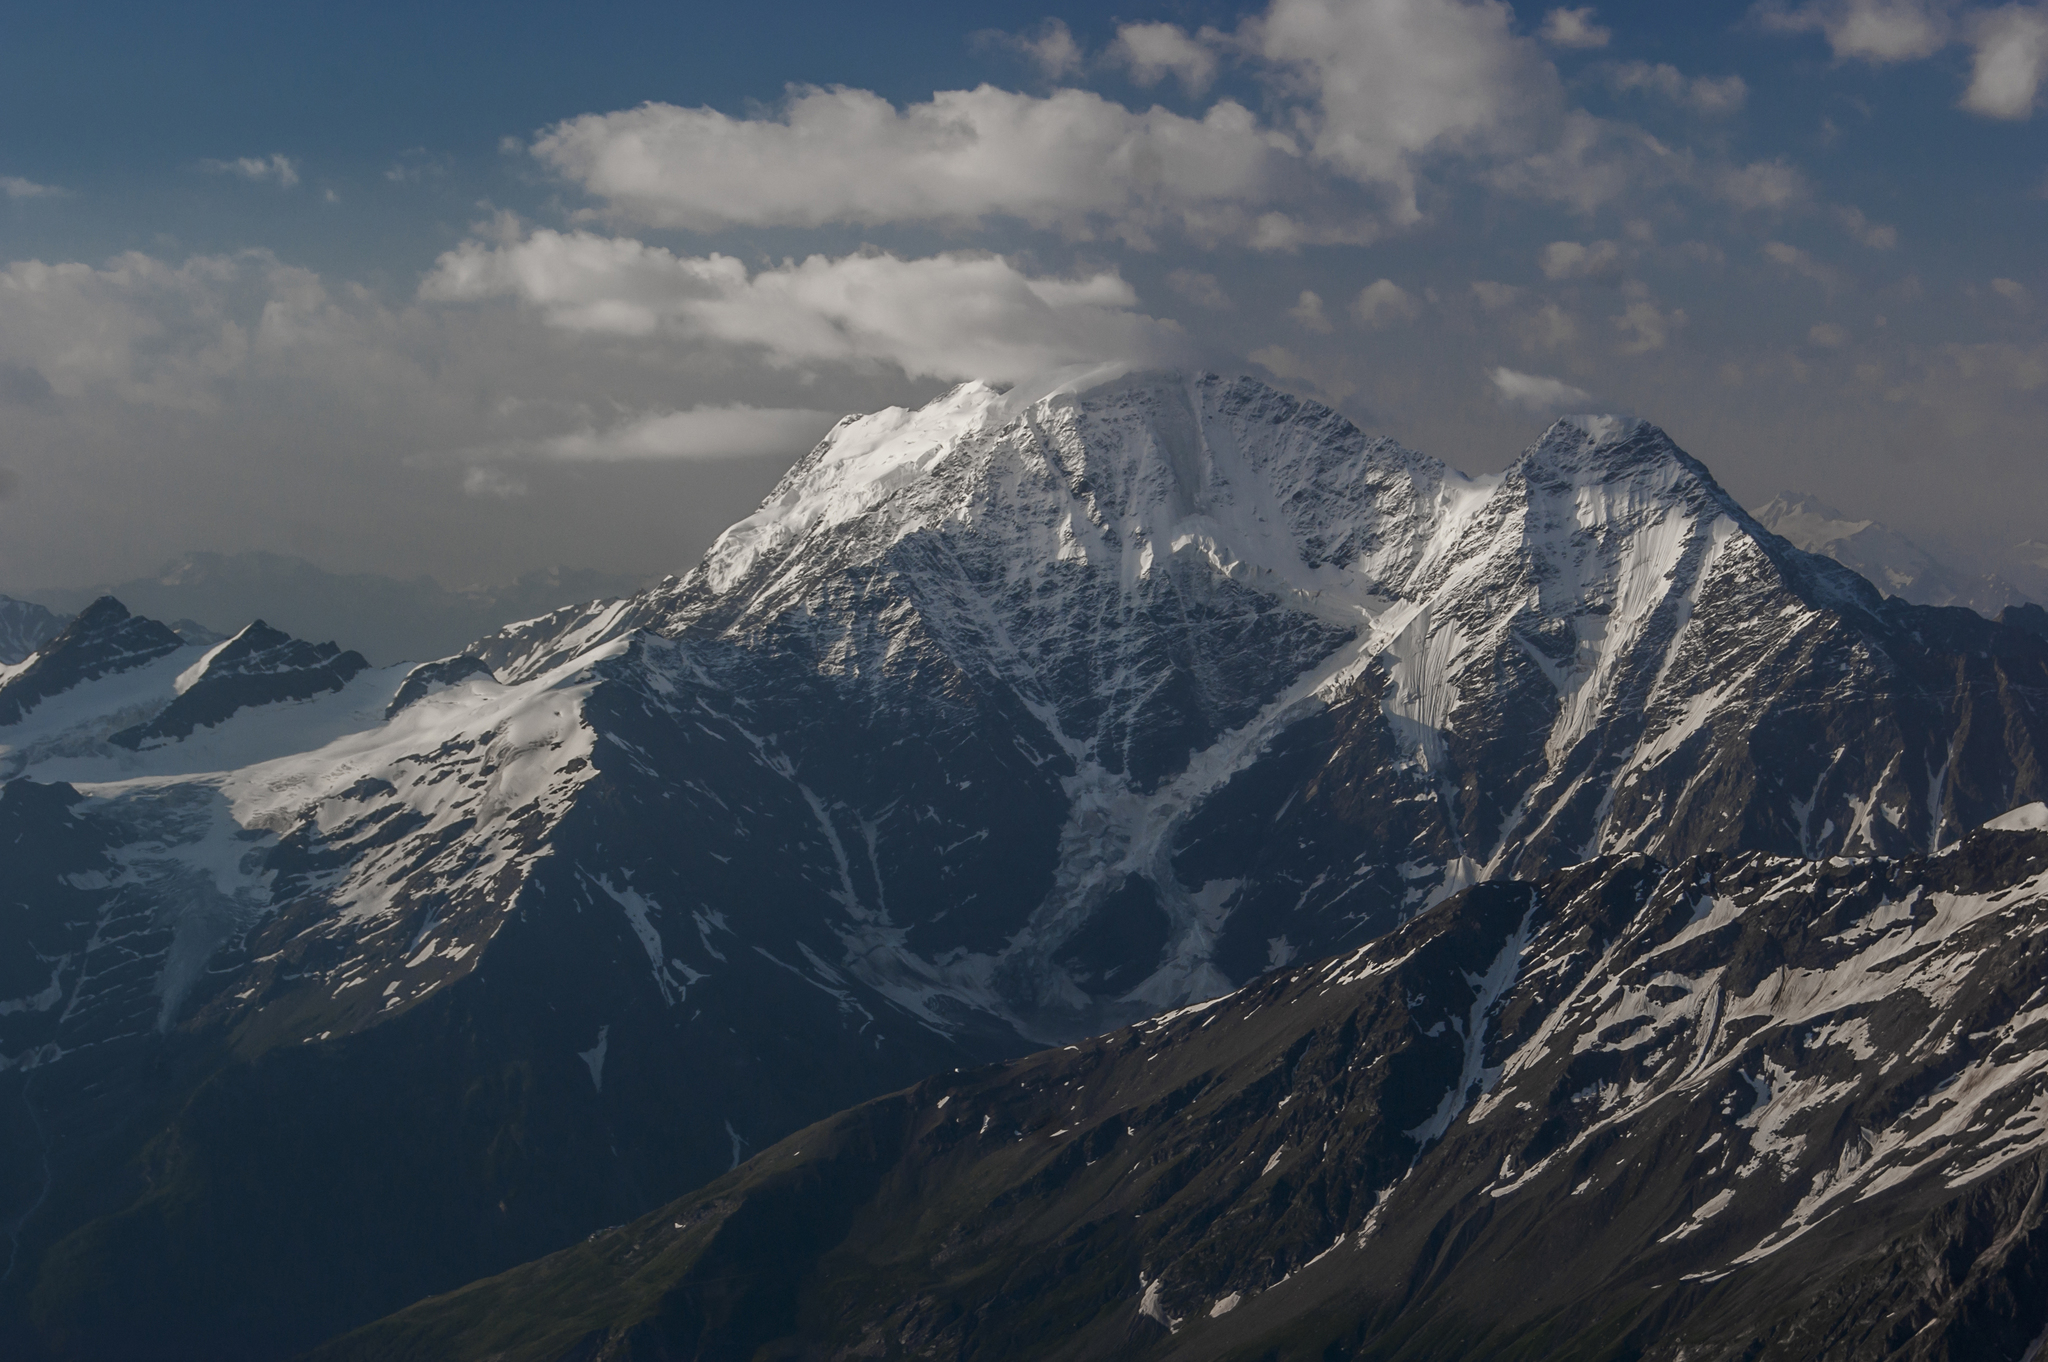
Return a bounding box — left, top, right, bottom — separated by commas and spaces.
1715, 159, 1810, 209
1762, 240, 1844, 287
1353, 278, 1421, 323
1470, 280, 1522, 308
535, 406, 837, 461
1963, 6, 2048, 118
1250, 0, 1565, 225
1613, 282, 1685, 352
524, 0, 1726, 252
201, 154, 299, 188
1809, 321, 1851, 346
1, 176, 64, 200
986, 18, 1086, 80
1756, 0, 1955, 62
529, 85, 1304, 248
1835, 204, 1899, 248
1539, 239, 1622, 280
1607, 61, 1748, 113
1166, 269, 1233, 309
1540, 7, 1612, 47
1992, 276, 2033, 307
1490, 365, 1592, 408
462, 466, 528, 499
1289, 289, 1335, 331
0, 251, 290, 408
1111, 22, 1222, 94
421, 230, 1188, 382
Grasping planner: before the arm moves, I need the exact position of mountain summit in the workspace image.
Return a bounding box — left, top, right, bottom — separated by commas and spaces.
4, 373, 2047, 1358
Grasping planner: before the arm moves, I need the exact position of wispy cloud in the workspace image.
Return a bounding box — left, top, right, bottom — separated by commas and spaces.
201, 154, 300, 188
1, 175, 66, 200
532, 406, 836, 462
421, 229, 1190, 382
1491, 366, 1593, 409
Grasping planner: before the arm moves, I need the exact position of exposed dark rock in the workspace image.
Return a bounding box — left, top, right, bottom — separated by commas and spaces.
106, 620, 368, 749
383, 654, 494, 720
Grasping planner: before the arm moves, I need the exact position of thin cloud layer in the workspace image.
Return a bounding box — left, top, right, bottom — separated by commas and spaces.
1490, 365, 1594, 408
536, 406, 838, 461
201, 154, 300, 187
421, 230, 1189, 381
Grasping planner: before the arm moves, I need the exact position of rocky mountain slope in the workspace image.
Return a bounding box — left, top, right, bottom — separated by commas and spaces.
0, 596, 67, 666
314, 815, 2048, 1362
26, 552, 649, 665
3, 371, 2047, 1359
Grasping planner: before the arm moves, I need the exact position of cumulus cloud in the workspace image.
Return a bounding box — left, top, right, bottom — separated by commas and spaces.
535, 405, 837, 461
1289, 289, 1335, 331
1353, 278, 1421, 323
1249, 0, 1566, 224
1963, 6, 2048, 118
986, 18, 1087, 80
201, 153, 300, 188
1613, 282, 1686, 352
1540, 7, 1612, 47
1715, 159, 1810, 209
420, 230, 1188, 382
1110, 22, 1222, 94
1539, 239, 1622, 280
1607, 61, 1748, 113
1756, 0, 1955, 62
0, 251, 301, 408
524, 0, 1731, 251
2, 176, 64, 200
1490, 365, 1592, 408
529, 86, 1308, 249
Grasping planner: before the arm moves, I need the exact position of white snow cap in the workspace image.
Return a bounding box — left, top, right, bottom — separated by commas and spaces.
1553, 413, 1643, 445
1982, 802, 2048, 832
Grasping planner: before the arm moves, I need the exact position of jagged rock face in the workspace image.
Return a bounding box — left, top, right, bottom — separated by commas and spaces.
5, 373, 2048, 1359
0, 597, 67, 667
313, 823, 2048, 1362
0, 597, 183, 729
467, 374, 2048, 1042
108, 620, 368, 748
383, 653, 492, 719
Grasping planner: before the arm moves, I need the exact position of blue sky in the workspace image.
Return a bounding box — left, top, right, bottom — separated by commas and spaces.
0, 0, 2042, 594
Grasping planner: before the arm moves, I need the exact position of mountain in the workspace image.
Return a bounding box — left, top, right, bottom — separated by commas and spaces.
0, 595, 68, 666
1752, 492, 2035, 618
4, 372, 2048, 1359
24, 553, 651, 665
311, 814, 2048, 1362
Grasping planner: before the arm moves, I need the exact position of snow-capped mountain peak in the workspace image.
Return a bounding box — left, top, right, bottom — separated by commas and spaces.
8, 373, 2048, 1358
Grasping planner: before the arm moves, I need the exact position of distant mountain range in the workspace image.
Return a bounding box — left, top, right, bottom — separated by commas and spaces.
4, 373, 2046, 1360
1753, 491, 2044, 618
16, 553, 652, 665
